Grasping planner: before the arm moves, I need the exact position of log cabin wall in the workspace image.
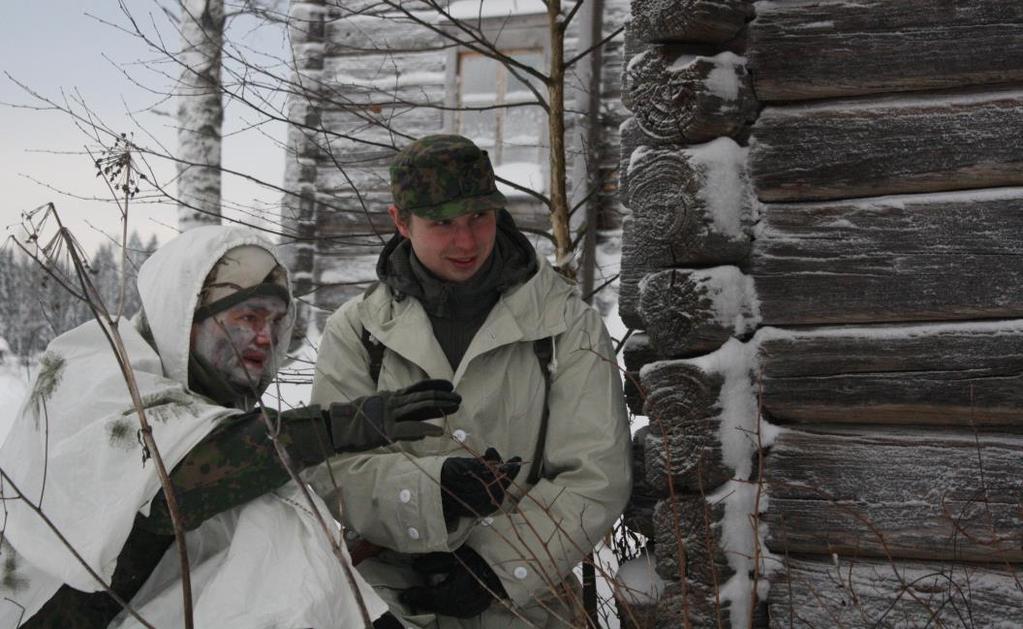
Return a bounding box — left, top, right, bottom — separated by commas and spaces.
281, 0, 631, 327
619, 0, 1023, 626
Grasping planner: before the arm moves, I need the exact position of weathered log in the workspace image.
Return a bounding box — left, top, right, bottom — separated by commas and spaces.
653, 496, 732, 584
655, 579, 730, 628
748, 0, 1023, 101
622, 18, 653, 69
625, 191, 1023, 335
769, 556, 1023, 627
757, 320, 1023, 426
636, 267, 759, 357
751, 190, 1023, 325
630, 0, 751, 45
645, 430, 732, 495
625, 139, 753, 265
617, 117, 644, 208
325, 13, 447, 56
623, 49, 756, 144
622, 332, 655, 414
315, 190, 393, 244
765, 428, 1023, 562
620, 135, 753, 333
321, 52, 446, 108
642, 359, 724, 435
625, 426, 660, 539
751, 89, 1023, 202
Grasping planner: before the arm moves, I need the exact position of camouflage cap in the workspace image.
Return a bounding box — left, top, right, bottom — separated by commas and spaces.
390, 134, 507, 220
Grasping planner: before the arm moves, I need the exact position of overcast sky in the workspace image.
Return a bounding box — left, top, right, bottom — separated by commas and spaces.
1, 2, 289, 254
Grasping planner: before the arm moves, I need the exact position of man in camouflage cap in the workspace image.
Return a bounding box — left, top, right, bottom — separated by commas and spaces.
311, 135, 631, 627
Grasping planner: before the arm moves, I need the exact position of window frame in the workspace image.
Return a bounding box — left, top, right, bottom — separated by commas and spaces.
442, 11, 551, 193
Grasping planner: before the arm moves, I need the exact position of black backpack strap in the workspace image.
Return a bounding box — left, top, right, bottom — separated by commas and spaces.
358, 281, 386, 388
526, 336, 554, 485
360, 325, 385, 388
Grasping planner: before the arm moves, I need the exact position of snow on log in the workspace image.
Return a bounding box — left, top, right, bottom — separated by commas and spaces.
642, 341, 765, 493
629, 0, 751, 44
626, 139, 753, 264
751, 189, 1023, 325
623, 49, 756, 144
756, 321, 1023, 426
612, 550, 664, 629
769, 556, 1023, 626
765, 428, 1023, 562
650, 487, 775, 629
635, 266, 760, 357
619, 134, 755, 333
751, 89, 1023, 202
748, 0, 1023, 101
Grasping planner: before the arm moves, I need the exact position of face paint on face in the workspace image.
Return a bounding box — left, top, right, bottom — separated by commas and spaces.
190, 295, 289, 391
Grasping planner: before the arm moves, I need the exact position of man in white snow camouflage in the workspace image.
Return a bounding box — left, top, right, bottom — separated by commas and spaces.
310, 135, 632, 628
0, 225, 458, 628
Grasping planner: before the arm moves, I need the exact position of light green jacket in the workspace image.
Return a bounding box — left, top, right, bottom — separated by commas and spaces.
310, 257, 632, 611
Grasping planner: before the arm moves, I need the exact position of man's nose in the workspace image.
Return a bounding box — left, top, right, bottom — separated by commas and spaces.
451, 222, 477, 249
253, 322, 274, 347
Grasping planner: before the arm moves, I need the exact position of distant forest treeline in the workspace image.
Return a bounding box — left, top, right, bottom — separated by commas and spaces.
0, 231, 158, 360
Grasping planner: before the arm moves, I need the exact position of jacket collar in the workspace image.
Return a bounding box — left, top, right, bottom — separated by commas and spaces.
358, 258, 574, 384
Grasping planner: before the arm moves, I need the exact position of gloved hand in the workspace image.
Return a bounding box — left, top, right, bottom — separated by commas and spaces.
399, 546, 507, 618
372, 611, 405, 629
327, 379, 459, 452
441, 447, 521, 520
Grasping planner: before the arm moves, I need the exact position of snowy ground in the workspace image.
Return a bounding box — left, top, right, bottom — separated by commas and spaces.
0, 353, 31, 443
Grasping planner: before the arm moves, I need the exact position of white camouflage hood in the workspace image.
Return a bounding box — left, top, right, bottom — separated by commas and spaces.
136, 224, 295, 391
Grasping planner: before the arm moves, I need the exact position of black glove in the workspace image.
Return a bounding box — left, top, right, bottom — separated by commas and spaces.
441, 447, 521, 520
327, 379, 459, 452
399, 546, 507, 618
372, 611, 405, 629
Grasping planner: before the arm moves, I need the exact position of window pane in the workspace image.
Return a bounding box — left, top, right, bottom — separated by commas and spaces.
459, 109, 497, 149
506, 51, 543, 100
460, 54, 500, 99
503, 104, 543, 162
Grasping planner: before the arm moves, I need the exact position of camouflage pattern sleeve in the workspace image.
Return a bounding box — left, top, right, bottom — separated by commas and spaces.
139, 407, 332, 535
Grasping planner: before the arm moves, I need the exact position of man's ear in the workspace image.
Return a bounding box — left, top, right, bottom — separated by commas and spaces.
388, 205, 411, 238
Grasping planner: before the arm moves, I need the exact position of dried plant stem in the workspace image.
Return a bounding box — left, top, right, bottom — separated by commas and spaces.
48, 206, 196, 629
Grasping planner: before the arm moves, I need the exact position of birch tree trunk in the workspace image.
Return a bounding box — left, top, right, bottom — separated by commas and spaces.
177, 0, 224, 230
547, 0, 571, 269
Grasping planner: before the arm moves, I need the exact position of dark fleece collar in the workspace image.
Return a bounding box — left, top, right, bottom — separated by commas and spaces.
376, 209, 539, 319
